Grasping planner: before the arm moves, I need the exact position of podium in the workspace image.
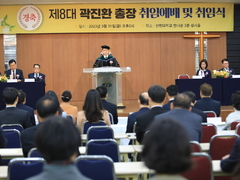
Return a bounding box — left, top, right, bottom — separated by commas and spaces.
83, 67, 131, 108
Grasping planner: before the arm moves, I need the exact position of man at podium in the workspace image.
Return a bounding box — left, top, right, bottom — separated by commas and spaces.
93, 45, 120, 67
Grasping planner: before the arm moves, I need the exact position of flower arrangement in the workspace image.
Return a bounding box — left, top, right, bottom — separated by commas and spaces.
0, 15, 15, 34
0, 74, 8, 82
212, 70, 229, 78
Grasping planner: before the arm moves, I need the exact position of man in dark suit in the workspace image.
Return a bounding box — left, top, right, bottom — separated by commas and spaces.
0, 87, 31, 129
163, 85, 178, 111
136, 85, 167, 144
219, 58, 235, 77
28, 64, 45, 82
16, 90, 36, 126
195, 83, 221, 117
126, 92, 150, 133
4, 59, 24, 82
221, 137, 240, 173
21, 96, 59, 157
184, 91, 207, 123
155, 93, 202, 142
96, 86, 118, 124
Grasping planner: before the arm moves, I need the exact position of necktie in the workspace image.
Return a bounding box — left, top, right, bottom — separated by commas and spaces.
12, 70, 16, 79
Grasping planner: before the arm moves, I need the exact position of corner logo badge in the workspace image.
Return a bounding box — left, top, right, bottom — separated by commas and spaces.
17, 5, 43, 31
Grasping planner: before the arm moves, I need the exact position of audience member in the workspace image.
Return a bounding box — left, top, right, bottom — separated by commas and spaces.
4, 59, 24, 82
223, 91, 240, 130
163, 85, 178, 111
28, 64, 45, 82
96, 86, 118, 124
142, 117, 192, 180
21, 96, 59, 157
156, 93, 202, 142
16, 90, 36, 126
219, 58, 235, 77
135, 85, 166, 144
184, 91, 207, 123
195, 83, 221, 117
196, 59, 212, 78
76, 89, 110, 133
60, 90, 78, 124
26, 116, 90, 180
126, 92, 150, 133
45, 90, 65, 116
0, 87, 31, 128
221, 137, 240, 173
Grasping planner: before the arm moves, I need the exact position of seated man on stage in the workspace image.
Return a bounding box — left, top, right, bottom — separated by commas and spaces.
5, 59, 24, 82
28, 64, 45, 82
219, 59, 235, 77
93, 45, 120, 67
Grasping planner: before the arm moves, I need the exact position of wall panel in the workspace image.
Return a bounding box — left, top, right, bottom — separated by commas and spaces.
0, 35, 3, 74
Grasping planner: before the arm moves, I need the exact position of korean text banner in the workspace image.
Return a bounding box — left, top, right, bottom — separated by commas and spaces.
0, 3, 233, 34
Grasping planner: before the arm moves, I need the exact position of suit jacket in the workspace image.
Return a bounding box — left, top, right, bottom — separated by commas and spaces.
21, 125, 38, 157
26, 163, 91, 180
60, 103, 78, 124
195, 97, 221, 117
163, 99, 174, 111
101, 99, 118, 124
28, 73, 45, 82
219, 68, 235, 76
126, 107, 150, 133
191, 106, 207, 123
136, 107, 166, 144
196, 69, 212, 78
5, 69, 24, 81
155, 109, 202, 142
0, 107, 32, 129
16, 104, 36, 126
221, 137, 240, 173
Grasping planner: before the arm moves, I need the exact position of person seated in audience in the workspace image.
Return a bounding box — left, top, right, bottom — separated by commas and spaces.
0, 87, 31, 128
96, 86, 118, 124
156, 93, 202, 142
223, 91, 240, 130
76, 89, 110, 133
136, 85, 166, 144
60, 90, 78, 124
26, 116, 91, 180
126, 91, 150, 133
5, 59, 24, 82
195, 83, 221, 117
184, 91, 207, 123
142, 117, 192, 180
219, 58, 235, 77
196, 59, 212, 78
163, 85, 178, 111
17, 90, 36, 126
21, 96, 59, 157
28, 64, 45, 82
221, 137, 240, 173
45, 90, 65, 116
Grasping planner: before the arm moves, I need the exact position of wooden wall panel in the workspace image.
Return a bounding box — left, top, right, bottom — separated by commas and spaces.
0, 35, 3, 74
15, 32, 226, 105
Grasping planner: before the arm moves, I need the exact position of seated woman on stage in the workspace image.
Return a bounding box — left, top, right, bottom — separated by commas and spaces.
196, 59, 212, 78
142, 117, 192, 180
76, 89, 110, 133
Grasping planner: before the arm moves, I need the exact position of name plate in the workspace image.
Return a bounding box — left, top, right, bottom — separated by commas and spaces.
192, 75, 202, 79
24, 79, 35, 82
232, 75, 240, 78
7, 79, 17, 83
207, 117, 222, 125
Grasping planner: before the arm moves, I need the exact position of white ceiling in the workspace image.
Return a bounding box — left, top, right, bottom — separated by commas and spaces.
1, 0, 240, 5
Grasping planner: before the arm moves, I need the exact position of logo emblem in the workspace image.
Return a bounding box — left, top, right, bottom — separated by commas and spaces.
17, 5, 42, 31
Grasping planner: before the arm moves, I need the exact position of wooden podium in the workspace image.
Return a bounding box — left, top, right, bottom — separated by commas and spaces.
83, 67, 131, 108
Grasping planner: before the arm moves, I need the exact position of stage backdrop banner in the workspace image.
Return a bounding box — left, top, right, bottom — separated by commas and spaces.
0, 3, 233, 34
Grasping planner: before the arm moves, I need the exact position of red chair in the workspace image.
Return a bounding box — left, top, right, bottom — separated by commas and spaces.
182, 152, 213, 180
203, 111, 217, 117
190, 141, 201, 152
209, 134, 239, 160
178, 74, 190, 79
230, 121, 240, 130
201, 123, 217, 143
236, 124, 240, 135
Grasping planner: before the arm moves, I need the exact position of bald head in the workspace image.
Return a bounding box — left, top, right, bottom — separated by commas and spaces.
138, 92, 149, 106
172, 93, 191, 109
